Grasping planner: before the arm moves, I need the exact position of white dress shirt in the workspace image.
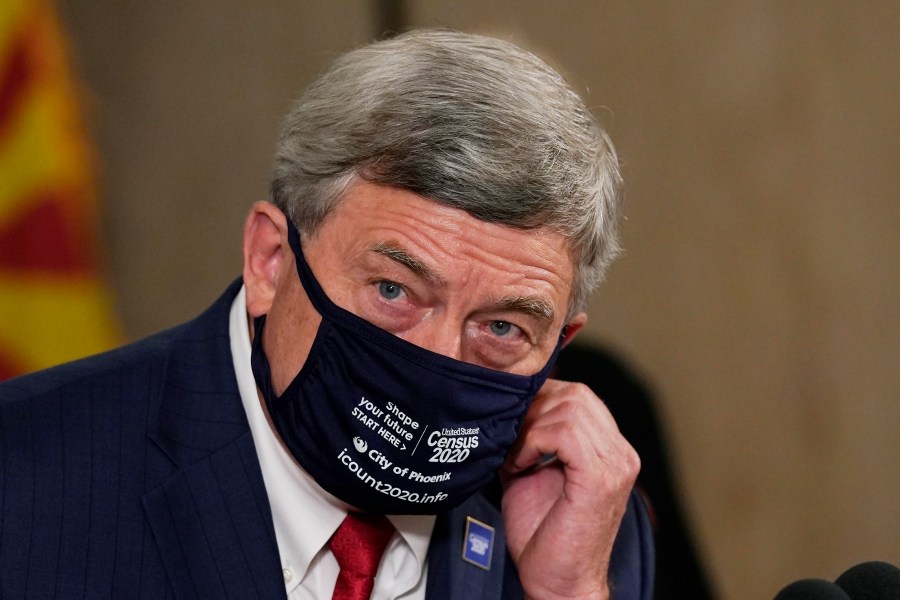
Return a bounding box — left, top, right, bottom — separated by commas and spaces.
229, 286, 435, 599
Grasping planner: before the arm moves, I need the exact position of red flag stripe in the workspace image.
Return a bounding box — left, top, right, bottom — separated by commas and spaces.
0, 190, 95, 274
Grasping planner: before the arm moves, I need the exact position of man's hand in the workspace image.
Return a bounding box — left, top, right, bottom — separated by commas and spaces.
501, 379, 640, 600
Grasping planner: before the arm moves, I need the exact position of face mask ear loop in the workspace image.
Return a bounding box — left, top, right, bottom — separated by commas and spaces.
529, 330, 567, 395
250, 314, 278, 401
285, 217, 336, 318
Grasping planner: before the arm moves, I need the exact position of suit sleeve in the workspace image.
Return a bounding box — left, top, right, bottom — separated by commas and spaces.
608, 489, 656, 600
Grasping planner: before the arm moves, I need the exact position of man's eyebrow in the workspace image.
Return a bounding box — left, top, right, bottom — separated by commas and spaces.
494, 295, 556, 325
371, 242, 445, 285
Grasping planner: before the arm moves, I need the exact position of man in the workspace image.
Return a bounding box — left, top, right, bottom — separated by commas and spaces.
0, 30, 653, 599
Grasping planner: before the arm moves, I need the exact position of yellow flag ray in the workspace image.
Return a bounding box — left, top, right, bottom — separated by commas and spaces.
0, 276, 121, 371
0, 72, 91, 226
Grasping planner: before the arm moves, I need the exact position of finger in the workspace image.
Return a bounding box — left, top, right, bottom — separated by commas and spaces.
506, 400, 640, 490
506, 404, 610, 475
517, 384, 621, 464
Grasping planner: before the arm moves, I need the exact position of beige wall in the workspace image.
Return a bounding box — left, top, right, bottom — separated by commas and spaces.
59, 2, 899, 597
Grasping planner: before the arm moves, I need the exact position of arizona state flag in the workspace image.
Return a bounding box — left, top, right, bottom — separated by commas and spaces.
0, 0, 121, 381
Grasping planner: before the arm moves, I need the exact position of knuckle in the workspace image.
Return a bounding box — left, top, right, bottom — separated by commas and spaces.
632, 450, 642, 470
556, 398, 582, 420
624, 445, 641, 475
566, 381, 593, 398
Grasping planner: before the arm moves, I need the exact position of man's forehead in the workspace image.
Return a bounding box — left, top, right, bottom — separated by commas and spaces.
320, 182, 577, 318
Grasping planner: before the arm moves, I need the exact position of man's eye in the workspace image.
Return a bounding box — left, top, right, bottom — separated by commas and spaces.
489, 321, 515, 337
378, 281, 403, 300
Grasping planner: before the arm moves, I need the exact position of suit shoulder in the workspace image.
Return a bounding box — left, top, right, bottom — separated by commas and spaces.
0, 325, 181, 410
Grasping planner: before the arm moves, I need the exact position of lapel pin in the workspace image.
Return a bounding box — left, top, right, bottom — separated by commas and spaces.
461, 516, 494, 570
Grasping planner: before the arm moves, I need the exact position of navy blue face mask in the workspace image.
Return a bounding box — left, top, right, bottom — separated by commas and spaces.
250, 218, 563, 514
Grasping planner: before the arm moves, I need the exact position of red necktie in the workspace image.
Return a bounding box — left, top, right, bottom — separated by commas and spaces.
329, 512, 396, 600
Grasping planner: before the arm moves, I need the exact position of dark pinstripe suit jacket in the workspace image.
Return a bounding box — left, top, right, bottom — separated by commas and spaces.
0, 280, 654, 599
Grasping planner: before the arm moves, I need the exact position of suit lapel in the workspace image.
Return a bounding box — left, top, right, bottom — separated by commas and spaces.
143, 434, 285, 599
142, 280, 286, 600
425, 486, 512, 600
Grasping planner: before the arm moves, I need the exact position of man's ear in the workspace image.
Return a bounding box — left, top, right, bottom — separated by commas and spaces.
561, 312, 587, 347
243, 201, 289, 318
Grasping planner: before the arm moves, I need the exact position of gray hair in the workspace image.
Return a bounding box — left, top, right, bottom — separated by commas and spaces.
270, 29, 622, 315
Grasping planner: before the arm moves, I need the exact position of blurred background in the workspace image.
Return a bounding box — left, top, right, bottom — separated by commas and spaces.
2, 1, 897, 597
